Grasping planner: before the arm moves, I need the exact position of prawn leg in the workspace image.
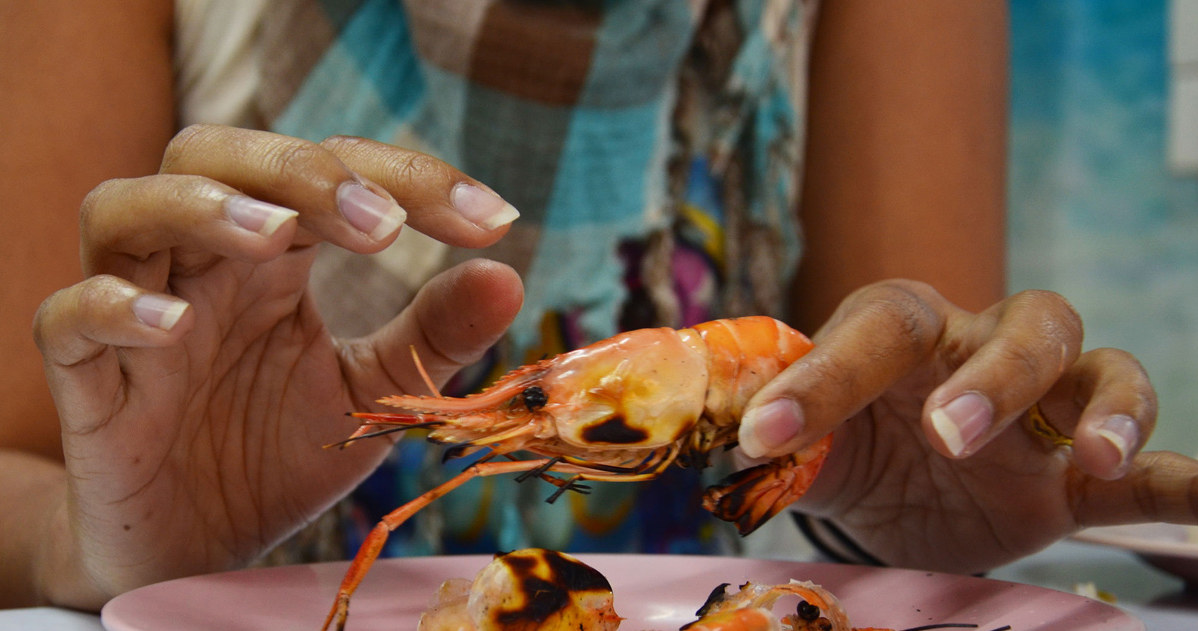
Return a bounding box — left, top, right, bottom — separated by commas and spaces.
320, 458, 559, 631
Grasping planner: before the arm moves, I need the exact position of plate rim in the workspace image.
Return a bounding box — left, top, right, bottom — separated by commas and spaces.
101, 552, 1144, 631
1074, 524, 1198, 560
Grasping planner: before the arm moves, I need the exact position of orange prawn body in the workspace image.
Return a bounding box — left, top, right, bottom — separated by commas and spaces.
681, 580, 892, 631
322, 316, 833, 631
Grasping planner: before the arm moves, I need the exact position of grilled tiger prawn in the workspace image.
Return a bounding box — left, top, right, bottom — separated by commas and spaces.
321, 316, 832, 631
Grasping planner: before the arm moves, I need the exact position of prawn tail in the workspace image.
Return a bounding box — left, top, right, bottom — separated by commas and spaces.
702, 434, 832, 535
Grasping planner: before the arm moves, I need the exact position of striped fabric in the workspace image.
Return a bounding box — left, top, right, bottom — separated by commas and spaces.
248, 0, 818, 558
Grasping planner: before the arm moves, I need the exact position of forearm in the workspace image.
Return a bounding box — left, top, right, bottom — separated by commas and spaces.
791, 0, 1009, 332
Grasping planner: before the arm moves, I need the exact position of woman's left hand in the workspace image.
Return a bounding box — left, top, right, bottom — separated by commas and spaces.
738, 279, 1193, 574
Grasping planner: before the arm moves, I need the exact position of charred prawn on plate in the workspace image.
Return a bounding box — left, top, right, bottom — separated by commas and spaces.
418, 548, 621, 631
682, 580, 890, 631
321, 316, 832, 630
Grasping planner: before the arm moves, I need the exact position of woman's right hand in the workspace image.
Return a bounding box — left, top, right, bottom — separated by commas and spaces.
31, 125, 524, 609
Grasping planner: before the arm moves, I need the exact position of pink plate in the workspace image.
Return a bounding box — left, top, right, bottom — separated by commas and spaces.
101, 554, 1142, 630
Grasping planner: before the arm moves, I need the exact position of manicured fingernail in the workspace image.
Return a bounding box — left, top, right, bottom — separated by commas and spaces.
133, 295, 189, 331
451, 183, 520, 230
740, 399, 804, 459
226, 195, 298, 236
1096, 414, 1138, 469
930, 392, 993, 457
337, 179, 406, 240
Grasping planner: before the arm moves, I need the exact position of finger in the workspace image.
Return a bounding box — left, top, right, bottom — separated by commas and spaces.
320, 135, 519, 248
342, 259, 524, 405
81, 175, 299, 281
1056, 348, 1157, 480
923, 289, 1084, 458
159, 125, 407, 251
33, 276, 193, 433
1074, 450, 1198, 527
738, 280, 950, 458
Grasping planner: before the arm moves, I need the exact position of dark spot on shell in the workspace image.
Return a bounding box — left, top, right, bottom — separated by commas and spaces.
495, 575, 569, 625
693, 583, 730, 618
543, 549, 611, 592
581, 416, 648, 444
491, 550, 612, 625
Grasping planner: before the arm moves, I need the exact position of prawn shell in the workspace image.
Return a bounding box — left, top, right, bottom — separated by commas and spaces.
543, 327, 709, 449
416, 578, 473, 631
692, 317, 814, 427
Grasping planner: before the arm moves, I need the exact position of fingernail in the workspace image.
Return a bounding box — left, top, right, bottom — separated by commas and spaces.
930, 392, 993, 457
337, 179, 406, 240
1096, 414, 1138, 470
133, 295, 189, 331
226, 195, 298, 236
740, 399, 804, 459
451, 183, 520, 230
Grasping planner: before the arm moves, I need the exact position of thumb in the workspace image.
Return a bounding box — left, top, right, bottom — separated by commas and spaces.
737, 282, 948, 458
349, 259, 524, 401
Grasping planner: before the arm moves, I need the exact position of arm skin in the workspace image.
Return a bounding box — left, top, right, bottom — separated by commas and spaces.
792, 0, 1008, 331
0, 0, 175, 606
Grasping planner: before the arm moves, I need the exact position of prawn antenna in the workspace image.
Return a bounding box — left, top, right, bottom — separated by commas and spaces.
410, 345, 443, 398
323, 419, 445, 449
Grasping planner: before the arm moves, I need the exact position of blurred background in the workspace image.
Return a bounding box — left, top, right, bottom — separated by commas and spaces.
1007, 0, 1198, 454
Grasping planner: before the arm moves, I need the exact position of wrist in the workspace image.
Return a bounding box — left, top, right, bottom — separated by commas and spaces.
0, 450, 102, 609
36, 493, 110, 611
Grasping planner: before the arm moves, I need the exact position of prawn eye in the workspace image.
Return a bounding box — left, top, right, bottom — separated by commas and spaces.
522, 386, 548, 411
796, 600, 821, 621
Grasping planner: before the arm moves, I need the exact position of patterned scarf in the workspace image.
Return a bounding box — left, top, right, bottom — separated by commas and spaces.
258, 0, 815, 358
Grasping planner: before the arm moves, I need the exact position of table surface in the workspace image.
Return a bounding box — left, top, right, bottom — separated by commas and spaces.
2, 538, 1195, 630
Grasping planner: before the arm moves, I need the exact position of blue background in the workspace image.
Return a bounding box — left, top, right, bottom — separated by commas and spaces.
1008, 0, 1198, 454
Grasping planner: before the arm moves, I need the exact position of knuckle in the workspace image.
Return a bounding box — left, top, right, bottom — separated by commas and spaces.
1087, 346, 1159, 415
803, 349, 862, 399
261, 138, 344, 198
320, 135, 454, 196
1013, 289, 1085, 340
263, 138, 325, 177
32, 276, 126, 352
31, 287, 72, 349
858, 280, 944, 354
992, 341, 1051, 385
73, 276, 124, 317
385, 150, 447, 189
318, 134, 363, 152
1086, 346, 1138, 368
79, 178, 123, 232
161, 123, 216, 172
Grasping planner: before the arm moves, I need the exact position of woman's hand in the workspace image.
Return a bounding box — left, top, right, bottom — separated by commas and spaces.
739, 280, 1191, 574
31, 125, 524, 609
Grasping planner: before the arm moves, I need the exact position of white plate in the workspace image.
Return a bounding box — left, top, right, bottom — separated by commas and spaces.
101, 554, 1141, 630
1075, 523, 1198, 585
